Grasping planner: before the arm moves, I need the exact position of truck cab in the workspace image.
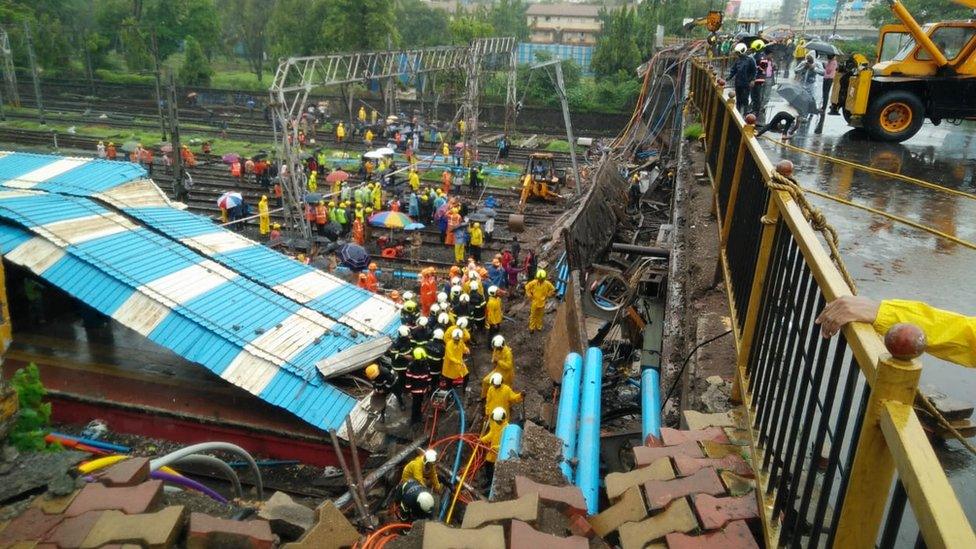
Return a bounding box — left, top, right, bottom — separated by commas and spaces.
841, 1, 976, 142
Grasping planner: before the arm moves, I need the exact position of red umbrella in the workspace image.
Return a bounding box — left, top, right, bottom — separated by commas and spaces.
326, 170, 350, 183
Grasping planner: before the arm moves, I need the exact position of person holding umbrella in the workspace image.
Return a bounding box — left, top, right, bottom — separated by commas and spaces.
794, 53, 824, 101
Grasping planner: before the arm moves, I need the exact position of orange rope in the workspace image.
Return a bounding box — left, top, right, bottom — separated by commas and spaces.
361, 523, 412, 549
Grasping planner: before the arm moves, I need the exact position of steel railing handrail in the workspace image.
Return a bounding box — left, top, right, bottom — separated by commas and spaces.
687, 57, 975, 549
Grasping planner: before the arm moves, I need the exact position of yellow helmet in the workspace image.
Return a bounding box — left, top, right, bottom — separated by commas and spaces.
413, 347, 428, 360
535, 269, 547, 280
750, 39, 765, 51
365, 363, 380, 379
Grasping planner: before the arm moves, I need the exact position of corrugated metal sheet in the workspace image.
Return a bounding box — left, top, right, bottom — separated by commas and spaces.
0, 152, 407, 432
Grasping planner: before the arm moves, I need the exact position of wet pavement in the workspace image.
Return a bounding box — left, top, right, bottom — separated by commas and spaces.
756, 100, 976, 533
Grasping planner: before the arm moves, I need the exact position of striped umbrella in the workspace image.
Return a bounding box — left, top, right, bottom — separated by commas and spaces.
217, 191, 243, 209
368, 211, 415, 229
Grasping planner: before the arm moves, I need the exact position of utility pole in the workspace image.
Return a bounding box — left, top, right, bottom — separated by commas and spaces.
552, 63, 581, 196
81, 31, 96, 98
150, 31, 168, 141
0, 27, 18, 107
167, 75, 186, 201
23, 22, 44, 125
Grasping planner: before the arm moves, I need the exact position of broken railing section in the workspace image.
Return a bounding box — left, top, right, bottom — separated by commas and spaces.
689, 58, 976, 547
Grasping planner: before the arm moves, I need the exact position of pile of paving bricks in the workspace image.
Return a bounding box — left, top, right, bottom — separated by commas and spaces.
0, 453, 362, 548
422, 409, 762, 548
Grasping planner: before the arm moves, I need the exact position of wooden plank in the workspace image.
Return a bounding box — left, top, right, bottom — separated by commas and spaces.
881, 401, 976, 549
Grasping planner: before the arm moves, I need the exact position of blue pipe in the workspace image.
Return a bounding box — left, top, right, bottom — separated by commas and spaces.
576, 347, 604, 515
50, 432, 131, 453
489, 424, 523, 499
554, 353, 583, 482
438, 388, 465, 520
641, 367, 662, 441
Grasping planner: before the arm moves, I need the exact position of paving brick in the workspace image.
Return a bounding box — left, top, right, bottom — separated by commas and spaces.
566, 513, 595, 539
719, 471, 754, 497
664, 520, 759, 549
722, 428, 750, 446
634, 442, 704, 468
660, 428, 730, 446
682, 411, 734, 431
64, 481, 163, 517
588, 486, 647, 538
643, 468, 725, 511
0, 508, 64, 546
97, 458, 150, 488
618, 497, 699, 549
32, 490, 81, 515
258, 491, 315, 541
80, 506, 185, 549
514, 476, 586, 514
282, 501, 360, 549
186, 513, 274, 549
509, 520, 588, 549
422, 521, 505, 549
692, 494, 759, 530
605, 458, 675, 501
673, 455, 753, 478
461, 492, 539, 529
700, 441, 748, 460
42, 511, 103, 549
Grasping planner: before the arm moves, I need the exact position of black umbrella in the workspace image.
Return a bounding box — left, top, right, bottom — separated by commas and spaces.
338, 243, 370, 271
304, 193, 324, 204
805, 41, 842, 56
776, 83, 818, 115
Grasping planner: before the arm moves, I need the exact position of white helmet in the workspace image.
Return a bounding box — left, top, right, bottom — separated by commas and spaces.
437, 312, 450, 326
459, 293, 470, 303
417, 491, 435, 512
432, 328, 445, 340
417, 316, 428, 327
491, 407, 507, 422
734, 43, 747, 54
469, 272, 481, 281
451, 328, 463, 340
398, 325, 411, 337
490, 372, 503, 387
488, 285, 498, 296
403, 291, 415, 302
492, 335, 505, 348
456, 317, 469, 329
423, 449, 438, 464
450, 276, 461, 286
469, 281, 480, 291
450, 284, 462, 296
430, 304, 441, 315
437, 292, 448, 304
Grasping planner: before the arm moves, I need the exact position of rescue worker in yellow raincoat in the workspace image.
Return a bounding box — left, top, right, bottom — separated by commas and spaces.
816, 296, 976, 367
524, 269, 555, 332
371, 184, 382, 211
358, 106, 367, 123
307, 170, 318, 192
336, 121, 346, 143
442, 328, 469, 389
483, 372, 521, 419
408, 169, 421, 192
365, 128, 374, 146
486, 285, 504, 334
258, 195, 270, 235
481, 334, 514, 398
401, 449, 442, 493
480, 407, 508, 479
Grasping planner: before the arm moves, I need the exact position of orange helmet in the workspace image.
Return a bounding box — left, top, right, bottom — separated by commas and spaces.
369, 262, 378, 271
359, 273, 367, 280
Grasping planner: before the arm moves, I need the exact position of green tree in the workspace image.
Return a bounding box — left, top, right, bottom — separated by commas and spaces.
218, 0, 274, 81
144, 0, 221, 59
449, 14, 495, 44
867, 0, 972, 26
267, 0, 328, 57
488, 0, 529, 41
591, 6, 641, 78
321, 0, 399, 51
180, 35, 213, 85
396, 0, 451, 48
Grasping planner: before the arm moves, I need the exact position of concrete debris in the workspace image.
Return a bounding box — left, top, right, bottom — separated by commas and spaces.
257, 491, 315, 541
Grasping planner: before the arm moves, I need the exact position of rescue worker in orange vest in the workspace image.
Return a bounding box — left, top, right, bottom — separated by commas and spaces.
270, 223, 282, 241
258, 195, 270, 235
357, 273, 371, 291
366, 263, 379, 292
486, 285, 504, 334
480, 407, 508, 479
106, 142, 117, 160
305, 202, 316, 232
441, 170, 452, 195
352, 217, 365, 246
524, 269, 555, 332
445, 208, 461, 246
315, 200, 328, 235
419, 268, 438, 316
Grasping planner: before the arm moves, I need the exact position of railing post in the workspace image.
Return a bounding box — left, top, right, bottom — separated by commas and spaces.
729, 161, 787, 404
712, 95, 734, 190
704, 72, 721, 160
834, 323, 925, 547
720, 115, 754, 245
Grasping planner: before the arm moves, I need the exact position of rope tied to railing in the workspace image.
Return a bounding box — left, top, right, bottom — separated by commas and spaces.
767, 168, 858, 294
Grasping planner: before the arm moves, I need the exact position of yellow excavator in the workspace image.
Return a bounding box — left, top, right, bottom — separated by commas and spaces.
682, 11, 724, 33
839, 0, 976, 141
508, 153, 563, 232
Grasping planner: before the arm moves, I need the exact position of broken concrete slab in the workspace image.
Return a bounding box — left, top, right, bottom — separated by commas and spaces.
80, 505, 186, 548
605, 457, 675, 501
282, 501, 361, 549
187, 512, 274, 549
65, 480, 163, 517
682, 410, 734, 431
422, 521, 505, 549
97, 457, 150, 488
0, 450, 89, 504
258, 491, 315, 541
701, 441, 748, 460
617, 497, 698, 549
461, 492, 539, 529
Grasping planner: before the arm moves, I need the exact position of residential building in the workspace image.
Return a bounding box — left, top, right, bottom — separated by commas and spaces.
526, 3, 604, 45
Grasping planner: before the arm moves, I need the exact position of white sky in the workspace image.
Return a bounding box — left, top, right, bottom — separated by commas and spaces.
738, 0, 785, 18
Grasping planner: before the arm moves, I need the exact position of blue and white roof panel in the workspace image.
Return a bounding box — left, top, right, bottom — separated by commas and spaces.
0, 152, 401, 432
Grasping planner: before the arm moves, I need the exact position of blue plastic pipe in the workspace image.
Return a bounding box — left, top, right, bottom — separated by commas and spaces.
576, 347, 603, 515
554, 352, 584, 482
49, 432, 131, 453
438, 388, 465, 520
641, 367, 662, 441
498, 424, 523, 462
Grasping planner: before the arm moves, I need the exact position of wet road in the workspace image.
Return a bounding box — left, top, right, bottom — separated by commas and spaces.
757, 102, 976, 537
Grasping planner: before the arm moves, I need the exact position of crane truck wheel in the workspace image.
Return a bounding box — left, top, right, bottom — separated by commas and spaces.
864, 91, 924, 142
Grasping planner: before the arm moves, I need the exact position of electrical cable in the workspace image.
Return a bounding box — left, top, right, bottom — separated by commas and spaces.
150, 442, 264, 499
661, 329, 733, 406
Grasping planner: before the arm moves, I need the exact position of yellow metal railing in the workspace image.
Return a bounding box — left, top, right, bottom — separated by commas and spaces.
688, 58, 975, 548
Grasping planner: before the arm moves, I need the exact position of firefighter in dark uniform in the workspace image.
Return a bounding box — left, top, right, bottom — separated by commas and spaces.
406, 347, 431, 425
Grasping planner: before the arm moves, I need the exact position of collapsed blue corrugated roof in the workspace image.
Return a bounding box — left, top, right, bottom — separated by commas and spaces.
0, 151, 401, 432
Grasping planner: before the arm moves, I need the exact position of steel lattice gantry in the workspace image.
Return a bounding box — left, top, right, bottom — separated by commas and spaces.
268, 37, 516, 240
0, 27, 19, 106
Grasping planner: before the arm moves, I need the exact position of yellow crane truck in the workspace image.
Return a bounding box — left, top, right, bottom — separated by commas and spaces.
840, 0, 976, 142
